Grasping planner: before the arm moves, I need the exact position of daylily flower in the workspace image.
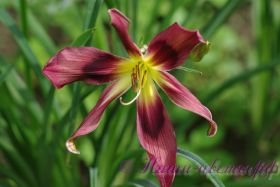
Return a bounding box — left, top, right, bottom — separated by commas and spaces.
43, 8, 217, 187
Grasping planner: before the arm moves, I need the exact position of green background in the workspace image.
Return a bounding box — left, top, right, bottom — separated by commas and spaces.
0, 0, 279, 186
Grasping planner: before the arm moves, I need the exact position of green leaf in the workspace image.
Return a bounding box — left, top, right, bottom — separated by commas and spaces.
84, 0, 104, 30
226, 178, 280, 187
90, 167, 98, 187
0, 140, 38, 187
202, 0, 243, 38
177, 148, 225, 187
19, 0, 28, 36
143, 0, 162, 43
65, 83, 82, 141
0, 56, 43, 124
0, 57, 15, 86
0, 8, 47, 91
159, 0, 189, 30
71, 28, 95, 47
0, 166, 29, 187
131, 0, 138, 40
204, 60, 280, 103
104, 0, 116, 8
251, 0, 276, 130
129, 179, 159, 187
28, 12, 57, 55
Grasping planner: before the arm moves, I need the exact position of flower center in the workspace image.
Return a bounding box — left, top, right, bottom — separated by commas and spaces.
120, 60, 148, 106
131, 61, 148, 92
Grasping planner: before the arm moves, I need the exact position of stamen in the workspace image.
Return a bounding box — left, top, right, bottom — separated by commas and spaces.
141, 70, 147, 87
131, 80, 136, 92
125, 60, 148, 105
176, 66, 203, 75
136, 62, 140, 79
131, 67, 137, 92
120, 89, 141, 106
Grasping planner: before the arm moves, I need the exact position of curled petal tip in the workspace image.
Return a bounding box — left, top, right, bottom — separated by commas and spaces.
190, 40, 211, 62
66, 139, 80, 154
207, 123, 217, 137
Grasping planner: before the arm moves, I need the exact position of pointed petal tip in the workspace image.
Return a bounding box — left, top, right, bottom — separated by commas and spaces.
42, 55, 65, 89
42, 47, 124, 88
108, 8, 129, 22
108, 8, 139, 56
42, 67, 64, 89
108, 8, 116, 12
108, 8, 117, 13
107, 8, 114, 15
66, 139, 80, 154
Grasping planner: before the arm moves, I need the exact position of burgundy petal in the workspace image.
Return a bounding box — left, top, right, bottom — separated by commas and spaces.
108, 8, 141, 57
147, 23, 206, 70
66, 78, 130, 154
156, 72, 217, 136
137, 79, 176, 187
43, 47, 125, 88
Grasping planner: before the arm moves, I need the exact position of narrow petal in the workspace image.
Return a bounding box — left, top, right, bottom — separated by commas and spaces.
43, 47, 125, 88
147, 23, 207, 70
156, 72, 217, 136
137, 79, 176, 187
66, 78, 130, 154
108, 9, 141, 57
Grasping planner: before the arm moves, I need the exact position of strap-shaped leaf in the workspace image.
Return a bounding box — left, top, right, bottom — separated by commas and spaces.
177, 148, 225, 187
130, 179, 159, 187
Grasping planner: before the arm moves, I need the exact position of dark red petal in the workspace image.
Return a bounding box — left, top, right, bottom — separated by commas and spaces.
137, 80, 176, 187
156, 72, 217, 136
43, 47, 125, 88
66, 78, 130, 154
147, 23, 206, 70
108, 8, 141, 57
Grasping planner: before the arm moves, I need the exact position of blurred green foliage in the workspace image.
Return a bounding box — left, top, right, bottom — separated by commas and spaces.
0, 0, 280, 187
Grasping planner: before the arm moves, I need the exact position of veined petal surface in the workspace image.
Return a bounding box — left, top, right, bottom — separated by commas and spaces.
66, 78, 130, 154
156, 72, 217, 136
147, 23, 206, 70
137, 79, 176, 187
108, 8, 141, 57
43, 47, 125, 88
